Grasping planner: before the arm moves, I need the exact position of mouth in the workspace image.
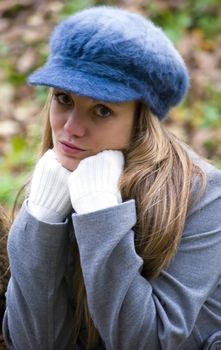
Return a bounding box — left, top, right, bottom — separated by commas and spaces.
59, 141, 86, 155
60, 141, 85, 150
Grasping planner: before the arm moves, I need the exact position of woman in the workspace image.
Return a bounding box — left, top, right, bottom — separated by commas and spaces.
3, 6, 221, 350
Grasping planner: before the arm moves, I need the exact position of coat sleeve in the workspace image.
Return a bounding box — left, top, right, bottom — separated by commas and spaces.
72, 165, 221, 350
2, 200, 75, 350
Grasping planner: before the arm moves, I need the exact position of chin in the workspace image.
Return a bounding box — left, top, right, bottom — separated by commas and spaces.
58, 154, 80, 172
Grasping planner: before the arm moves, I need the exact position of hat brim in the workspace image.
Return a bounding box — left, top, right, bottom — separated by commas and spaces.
27, 64, 141, 104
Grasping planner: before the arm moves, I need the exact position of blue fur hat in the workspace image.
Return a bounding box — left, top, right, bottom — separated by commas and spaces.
27, 6, 189, 120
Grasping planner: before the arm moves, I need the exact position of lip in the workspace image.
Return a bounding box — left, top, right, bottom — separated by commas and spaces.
59, 141, 86, 155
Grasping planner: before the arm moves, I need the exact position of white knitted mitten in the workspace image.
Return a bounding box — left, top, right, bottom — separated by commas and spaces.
28, 149, 72, 222
68, 150, 124, 214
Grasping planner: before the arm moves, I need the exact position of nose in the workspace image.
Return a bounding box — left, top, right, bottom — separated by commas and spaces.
63, 110, 86, 137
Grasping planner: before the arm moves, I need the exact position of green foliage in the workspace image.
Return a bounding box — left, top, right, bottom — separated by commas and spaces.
188, 0, 221, 38
0, 41, 11, 57
201, 105, 221, 128
198, 87, 221, 128
34, 86, 49, 106
62, 0, 95, 16
0, 174, 27, 209
145, 0, 221, 41
0, 128, 41, 209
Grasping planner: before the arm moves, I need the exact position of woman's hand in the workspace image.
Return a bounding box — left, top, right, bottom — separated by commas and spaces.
28, 149, 72, 222
68, 150, 124, 214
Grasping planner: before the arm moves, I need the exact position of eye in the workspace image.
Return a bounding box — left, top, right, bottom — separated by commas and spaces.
95, 104, 112, 119
54, 92, 73, 106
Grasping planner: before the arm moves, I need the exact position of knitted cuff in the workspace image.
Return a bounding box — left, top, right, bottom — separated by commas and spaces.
71, 192, 120, 214
27, 202, 68, 223
28, 150, 72, 222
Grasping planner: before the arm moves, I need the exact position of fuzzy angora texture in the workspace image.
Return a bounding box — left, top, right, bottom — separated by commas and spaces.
28, 6, 189, 120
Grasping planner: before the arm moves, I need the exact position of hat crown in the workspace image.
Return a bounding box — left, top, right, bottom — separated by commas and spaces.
28, 6, 189, 119
50, 7, 180, 65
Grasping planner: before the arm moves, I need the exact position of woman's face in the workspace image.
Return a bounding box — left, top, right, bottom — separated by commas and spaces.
49, 89, 137, 171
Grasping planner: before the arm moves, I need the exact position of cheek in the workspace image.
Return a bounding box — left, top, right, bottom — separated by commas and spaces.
49, 108, 57, 127
97, 122, 133, 150
115, 120, 134, 148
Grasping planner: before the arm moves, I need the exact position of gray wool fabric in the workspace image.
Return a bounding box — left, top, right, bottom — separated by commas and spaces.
2, 155, 221, 350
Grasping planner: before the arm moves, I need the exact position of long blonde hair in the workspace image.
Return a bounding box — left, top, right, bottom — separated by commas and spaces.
40, 90, 206, 348
0, 206, 10, 326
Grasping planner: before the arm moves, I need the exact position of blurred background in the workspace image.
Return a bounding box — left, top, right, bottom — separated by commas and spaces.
0, 0, 221, 212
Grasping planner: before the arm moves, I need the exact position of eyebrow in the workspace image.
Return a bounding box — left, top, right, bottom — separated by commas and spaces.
91, 98, 122, 107
53, 89, 122, 107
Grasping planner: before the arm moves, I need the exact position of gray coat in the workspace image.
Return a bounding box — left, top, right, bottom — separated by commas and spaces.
2, 156, 221, 350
